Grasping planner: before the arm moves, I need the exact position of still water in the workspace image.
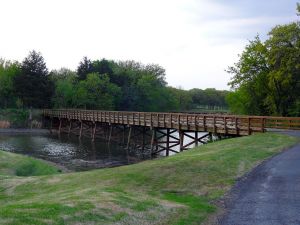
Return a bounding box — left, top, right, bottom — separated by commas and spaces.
0, 132, 147, 171
0, 130, 210, 171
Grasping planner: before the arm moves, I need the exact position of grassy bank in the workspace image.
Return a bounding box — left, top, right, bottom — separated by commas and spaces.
0, 150, 61, 177
0, 133, 298, 225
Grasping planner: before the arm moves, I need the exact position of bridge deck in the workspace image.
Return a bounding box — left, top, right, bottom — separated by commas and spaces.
43, 109, 300, 136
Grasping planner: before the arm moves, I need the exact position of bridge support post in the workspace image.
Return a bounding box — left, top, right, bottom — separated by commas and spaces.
150, 129, 155, 155
209, 132, 213, 142
108, 125, 113, 143
49, 118, 53, 134
58, 119, 62, 134
92, 122, 96, 141
166, 128, 170, 156
195, 131, 198, 147
126, 126, 132, 149
179, 130, 184, 151
142, 127, 146, 151
79, 121, 83, 138
122, 125, 126, 146
68, 120, 72, 135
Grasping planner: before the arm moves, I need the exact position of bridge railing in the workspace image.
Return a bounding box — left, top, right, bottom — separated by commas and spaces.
43, 109, 300, 135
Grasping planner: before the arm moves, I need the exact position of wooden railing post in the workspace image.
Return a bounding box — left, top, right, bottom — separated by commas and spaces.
248, 117, 251, 135
138, 112, 141, 126
213, 116, 216, 133
132, 113, 135, 125
235, 117, 239, 135
186, 115, 189, 129
224, 116, 227, 134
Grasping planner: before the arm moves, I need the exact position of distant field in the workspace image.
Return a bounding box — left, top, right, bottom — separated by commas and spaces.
0, 133, 298, 225
182, 105, 229, 114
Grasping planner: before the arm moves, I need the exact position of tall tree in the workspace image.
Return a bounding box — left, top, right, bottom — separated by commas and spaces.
0, 59, 21, 107
74, 73, 121, 109
227, 36, 270, 115
265, 22, 300, 116
14, 50, 53, 108
77, 57, 93, 80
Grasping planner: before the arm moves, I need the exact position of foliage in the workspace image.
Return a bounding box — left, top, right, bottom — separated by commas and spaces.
227, 36, 270, 115
0, 109, 29, 128
0, 133, 297, 224
14, 50, 54, 108
77, 56, 93, 80
50, 68, 78, 108
189, 88, 229, 109
227, 7, 300, 116
265, 23, 300, 116
0, 59, 21, 108
167, 87, 193, 111
0, 51, 229, 113
75, 73, 121, 109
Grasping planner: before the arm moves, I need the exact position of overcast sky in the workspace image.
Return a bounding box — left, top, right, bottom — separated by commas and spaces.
0, 0, 298, 90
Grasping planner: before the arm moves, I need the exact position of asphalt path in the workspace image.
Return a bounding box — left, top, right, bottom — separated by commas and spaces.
220, 131, 300, 225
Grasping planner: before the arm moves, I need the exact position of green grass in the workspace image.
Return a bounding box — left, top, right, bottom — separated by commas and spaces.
0, 150, 61, 176
0, 132, 298, 225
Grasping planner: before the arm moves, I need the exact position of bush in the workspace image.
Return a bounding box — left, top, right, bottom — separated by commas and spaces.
15, 158, 60, 176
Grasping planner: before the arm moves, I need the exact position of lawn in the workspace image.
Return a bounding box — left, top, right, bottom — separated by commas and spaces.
0, 132, 298, 225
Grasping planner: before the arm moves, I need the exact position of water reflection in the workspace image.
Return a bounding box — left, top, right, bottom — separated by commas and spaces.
0, 131, 212, 172
0, 133, 142, 171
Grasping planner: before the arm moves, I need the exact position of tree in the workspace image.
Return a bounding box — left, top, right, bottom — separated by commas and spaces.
265, 23, 300, 116
77, 57, 93, 80
49, 68, 77, 83
167, 87, 193, 111
227, 23, 300, 116
226, 36, 271, 115
0, 59, 21, 107
74, 73, 121, 109
14, 50, 54, 108
189, 88, 229, 109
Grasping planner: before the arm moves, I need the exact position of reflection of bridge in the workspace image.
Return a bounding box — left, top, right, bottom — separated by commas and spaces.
43, 109, 300, 156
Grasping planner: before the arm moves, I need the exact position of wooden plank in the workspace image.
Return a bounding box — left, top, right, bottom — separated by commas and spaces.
42, 109, 300, 134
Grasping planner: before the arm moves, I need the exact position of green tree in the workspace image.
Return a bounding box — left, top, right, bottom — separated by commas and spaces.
74, 73, 121, 109
0, 59, 21, 108
265, 23, 300, 116
14, 50, 54, 108
167, 87, 193, 111
50, 68, 78, 108
113, 60, 170, 111
227, 36, 271, 115
77, 57, 93, 80
227, 4, 300, 116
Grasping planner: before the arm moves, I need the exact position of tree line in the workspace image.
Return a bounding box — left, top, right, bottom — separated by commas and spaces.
0, 52, 228, 112
226, 4, 300, 116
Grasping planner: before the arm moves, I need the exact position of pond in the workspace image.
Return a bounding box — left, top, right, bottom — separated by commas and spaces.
0, 130, 210, 171
0, 131, 148, 171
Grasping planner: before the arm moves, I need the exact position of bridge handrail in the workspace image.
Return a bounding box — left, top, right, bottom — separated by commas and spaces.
43, 109, 300, 134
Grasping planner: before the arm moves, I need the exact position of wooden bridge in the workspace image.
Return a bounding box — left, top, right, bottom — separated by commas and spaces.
43, 109, 300, 155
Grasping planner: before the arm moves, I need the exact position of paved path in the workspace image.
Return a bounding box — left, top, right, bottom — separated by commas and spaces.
220, 131, 300, 225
